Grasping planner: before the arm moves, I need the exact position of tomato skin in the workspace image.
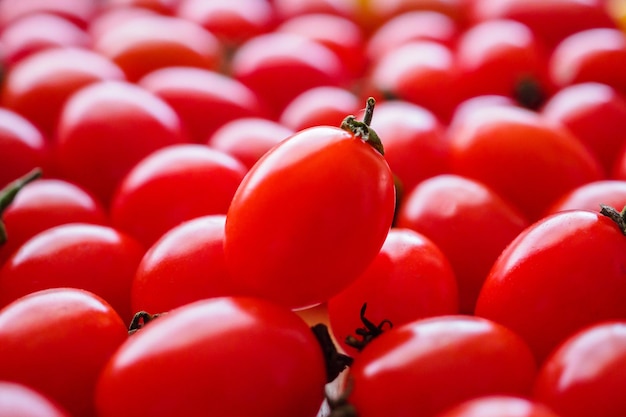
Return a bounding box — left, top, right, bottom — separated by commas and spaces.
0, 0, 99, 29
434, 395, 563, 417
110, 144, 247, 248
345, 315, 537, 417
224, 125, 395, 309
327, 227, 459, 354
396, 174, 529, 314
131, 214, 237, 313
544, 180, 626, 215
475, 210, 626, 365
0, 288, 128, 417
0, 381, 72, 417
96, 296, 327, 417
533, 320, 626, 417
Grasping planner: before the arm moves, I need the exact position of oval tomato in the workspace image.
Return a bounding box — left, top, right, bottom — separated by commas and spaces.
475, 208, 626, 364
224, 99, 395, 309
544, 180, 626, 215
96, 296, 327, 417
0, 381, 72, 417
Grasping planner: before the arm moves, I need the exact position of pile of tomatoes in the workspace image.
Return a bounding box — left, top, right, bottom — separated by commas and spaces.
2, 0, 626, 416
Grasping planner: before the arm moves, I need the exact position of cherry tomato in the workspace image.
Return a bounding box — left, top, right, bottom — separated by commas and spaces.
0, 288, 128, 417
396, 174, 529, 313
0, 0, 100, 29
101, 0, 180, 14
0, 178, 108, 266
544, 180, 626, 215
87, 6, 158, 40
271, 0, 357, 23
362, 0, 469, 31
110, 143, 247, 248
96, 296, 327, 417
279, 86, 361, 132
0, 47, 126, 138
206, 117, 294, 169
341, 315, 537, 417
0, 12, 91, 66
0, 108, 49, 189
475, 208, 626, 364
533, 320, 626, 417
448, 105, 604, 221
138, 66, 265, 143
434, 395, 563, 417
448, 94, 517, 129
541, 82, 626, 176
224, 100, 395, 309
327, 227, 459, 354
0, 223, 145, 322
176, 0, 277, 46
0, 381, 72, 417
230, 32, 347, 118
549, 28, 626, 97
92, 14, 221, 82
54, 80, 188, 206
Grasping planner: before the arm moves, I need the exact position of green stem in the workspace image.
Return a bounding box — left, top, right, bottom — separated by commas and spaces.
0, 168, 43, 245
340, 97, 385, 156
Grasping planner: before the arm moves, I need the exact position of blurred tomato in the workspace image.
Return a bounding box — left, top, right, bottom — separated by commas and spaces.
0, 0, 99, 29
100, 0, 180, 14
434, 395, 563, 417
544, 180, 626, 215
0, 381, 72, 417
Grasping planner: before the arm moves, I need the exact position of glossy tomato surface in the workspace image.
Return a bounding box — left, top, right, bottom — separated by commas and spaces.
434, 395, 563, 417
96, 296, 327, 417
0, 381, 72, 417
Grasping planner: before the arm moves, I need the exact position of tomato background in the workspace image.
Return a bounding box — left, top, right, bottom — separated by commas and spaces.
0, 1, 625, 417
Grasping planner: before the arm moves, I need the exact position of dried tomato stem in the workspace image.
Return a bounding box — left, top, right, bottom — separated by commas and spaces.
311, 323, 353, 383
345, 303, 393, 352
340, 97, 385, 156
0, 167, 42, 245
128, 311, 165, 335
600, 204, 626, 235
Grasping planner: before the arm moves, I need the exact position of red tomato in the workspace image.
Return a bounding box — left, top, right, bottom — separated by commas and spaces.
0, 0, 99, 29
362, 0, 469, 31
448, 94, 517, 129
327, 227, 459, 354
224, 100, 395, 309
279, 86, 361, 132
475, 208, 626, 364
342, 315, 537, 417
0, 223, 145, 322
206, 117, 294, 169
454, 19, 552, 108
448, 105, 604, 221
0, 178, 108, 266
544, 180, 626, 215
396, 174, 529, 313
0, 47, 126, 138
92, 14, 221, 82
368, 100, 450, 195
365, 41, 461, 123
0, 12, 91, 66
271, 0, 357, 23
138, 67, 265, 143
87, 6, 158, 40
434, 395, 563, 417
0, 108, 49, 189
468, 0, 616, 50
534, 320, 626, 417
541, 82, 626, 176
101, 0, 180, 14
131, 214, 238, 314
54, 80, 188, 206
0, 381, 72, 417
96, 296, 327, 417
230, 32, 347, 118
0, 288, 128, 417
110, 144, 247, 248
549, 28, 626, 97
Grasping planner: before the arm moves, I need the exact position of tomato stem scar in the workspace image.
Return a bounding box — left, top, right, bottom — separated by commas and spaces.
0, 167, 42, 245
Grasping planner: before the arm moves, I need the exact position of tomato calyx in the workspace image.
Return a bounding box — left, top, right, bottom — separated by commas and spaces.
128, 311, 166, 335
0, 167, 42, 245
311, 323, 354, 383
345, 303, 393, 352
340, 97, 385, 156
600, 204, 626, 235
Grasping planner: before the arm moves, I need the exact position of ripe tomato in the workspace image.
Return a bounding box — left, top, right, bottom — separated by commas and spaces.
0, 47, 126, 138
0, 381, 71, 417
0, 0, 99, 29
533, 320, 626, 417
396, 174, 529, 313
341, 315, 537, 417
0, 223, 145, 322
54, 80, 188, 206
448, 105, 604, 221
327, 227, 459, 354
224, 99, 395, 309
0, 178, 108, 266
206, 117, 294, 169
96, 296, 327, 417
101, 0, 180, 15
544, 180, 626, 216
475, 208, 626, 364
0, 288, 128, 417
433, 395, 563, 417
110, 144, 247, 248
362, 0, 469, 31
138, 67, 265, 143
541, 82, 626, 176
92, 14, 221, 82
